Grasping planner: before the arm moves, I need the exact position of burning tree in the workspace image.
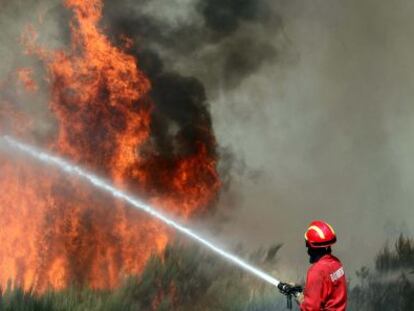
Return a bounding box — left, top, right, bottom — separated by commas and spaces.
0, 0, 220, 292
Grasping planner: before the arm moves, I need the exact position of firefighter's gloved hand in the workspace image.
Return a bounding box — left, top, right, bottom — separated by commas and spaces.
295, 292, 304, 305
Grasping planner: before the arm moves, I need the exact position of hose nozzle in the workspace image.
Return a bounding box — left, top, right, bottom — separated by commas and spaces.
278, 282, 303, 309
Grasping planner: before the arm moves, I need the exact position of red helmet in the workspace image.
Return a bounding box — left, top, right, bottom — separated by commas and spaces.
304, 220, 337, 248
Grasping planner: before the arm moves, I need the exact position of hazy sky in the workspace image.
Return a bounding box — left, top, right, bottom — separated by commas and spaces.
206, 0, 414, 278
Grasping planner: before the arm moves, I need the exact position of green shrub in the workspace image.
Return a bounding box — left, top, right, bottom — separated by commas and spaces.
0, 243, 284, 311
349, 235, 414, 311
3, 237, 412, 310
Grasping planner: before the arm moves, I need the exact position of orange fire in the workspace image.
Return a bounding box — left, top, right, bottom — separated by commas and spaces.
0, 0, 220, 292
17, 68, 38, 92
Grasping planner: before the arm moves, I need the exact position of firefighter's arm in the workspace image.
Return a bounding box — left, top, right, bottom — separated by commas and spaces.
299, 268, 325, 311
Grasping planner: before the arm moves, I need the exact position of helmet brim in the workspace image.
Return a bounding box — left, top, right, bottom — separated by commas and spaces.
306, 237, 337, 248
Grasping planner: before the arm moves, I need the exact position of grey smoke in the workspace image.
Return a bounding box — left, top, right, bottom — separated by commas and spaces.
209, 0, 414, 278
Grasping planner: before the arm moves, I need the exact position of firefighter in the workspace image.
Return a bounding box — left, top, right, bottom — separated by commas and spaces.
296, 220, 347, 310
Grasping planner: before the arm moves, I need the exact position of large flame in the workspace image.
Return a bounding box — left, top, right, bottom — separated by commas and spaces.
0, 0, 220, 292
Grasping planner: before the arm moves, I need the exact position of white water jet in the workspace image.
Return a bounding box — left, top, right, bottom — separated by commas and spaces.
0, 136, 280, 287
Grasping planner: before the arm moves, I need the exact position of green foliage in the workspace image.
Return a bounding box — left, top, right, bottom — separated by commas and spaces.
349, 235, 414, 311
375, 235, 414, 273
0, 243, 284, 311
2, 237, 412, 310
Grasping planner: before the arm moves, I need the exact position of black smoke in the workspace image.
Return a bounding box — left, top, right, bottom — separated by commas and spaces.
198, 0, 267, 35
98, 0, 284, 159
104, 0, 282, 88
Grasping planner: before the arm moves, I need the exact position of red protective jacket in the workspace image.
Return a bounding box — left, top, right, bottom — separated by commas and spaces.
300, 254, 347, 311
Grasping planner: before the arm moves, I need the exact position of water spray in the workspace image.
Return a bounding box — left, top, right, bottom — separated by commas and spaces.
0, 136, 280, 288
